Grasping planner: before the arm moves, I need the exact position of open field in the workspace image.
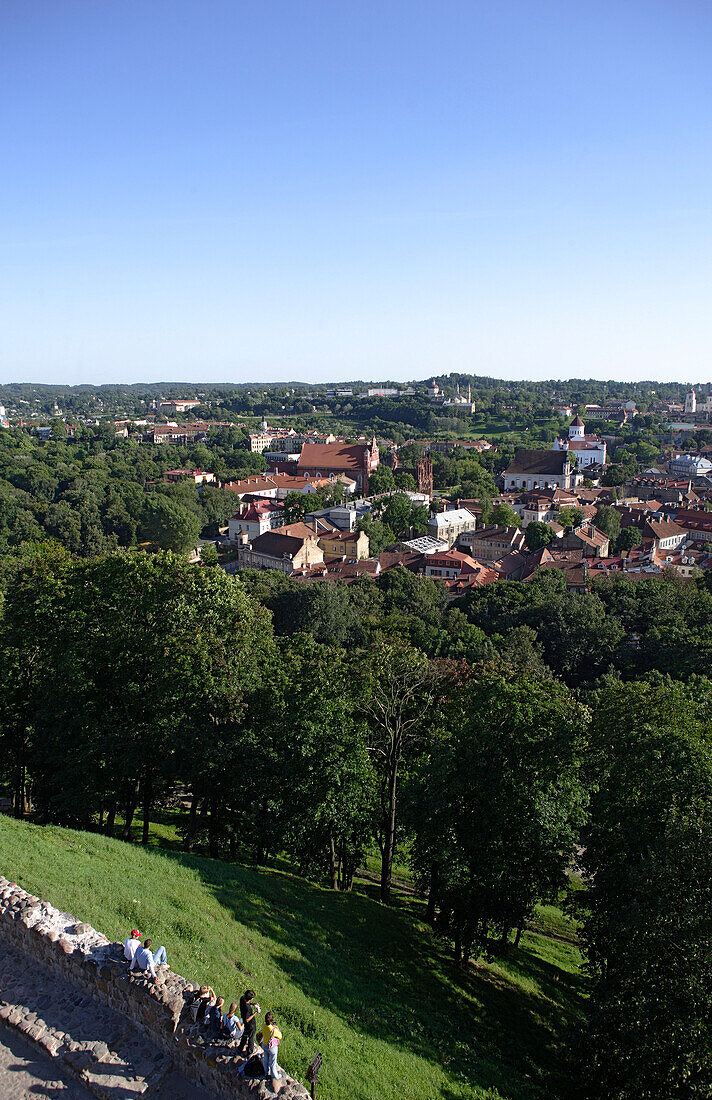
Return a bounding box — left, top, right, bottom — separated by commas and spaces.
0, 816, 586, 1100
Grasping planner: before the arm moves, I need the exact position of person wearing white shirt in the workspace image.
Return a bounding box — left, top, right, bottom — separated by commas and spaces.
123, 930, 141, 963
130, 938, 168, 981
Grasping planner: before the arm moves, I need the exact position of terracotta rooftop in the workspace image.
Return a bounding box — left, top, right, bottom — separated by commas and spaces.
298, 441, 372, 472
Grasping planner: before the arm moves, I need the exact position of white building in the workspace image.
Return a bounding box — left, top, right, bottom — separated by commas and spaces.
685, 390, 697, 416
669, 453, 712, 478
443, 383, 475, 413
503, 448, 580, 491
249, 431, 274, 453
552, 417, 607, 469
426, 507, 478, 548
228, 501, 284, 541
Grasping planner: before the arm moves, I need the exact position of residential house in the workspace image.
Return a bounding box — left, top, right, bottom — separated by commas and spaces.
423, 550, 496, 583
656, 548, 712, 577
520, 548, 589, 592
459, 524, 526, 562
228, 501, 285, 541
640, 519, 688, 551
558, 523, 610, 558
669, 453, 712, 478
291, 558, 381, 583
235, 530, 324, 573
426, 507, 478, 548
222, 472, 350, 500
158, 399, 200, 414
163, 468, 215, 485
148, 424, 211, 445
249, 433, 274, 453
318, 528, 370, 561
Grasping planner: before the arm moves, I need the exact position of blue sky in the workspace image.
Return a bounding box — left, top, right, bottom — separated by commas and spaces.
1, 1, 711, 385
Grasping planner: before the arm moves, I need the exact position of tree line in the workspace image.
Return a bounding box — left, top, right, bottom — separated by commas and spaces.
0, 424, 269, 562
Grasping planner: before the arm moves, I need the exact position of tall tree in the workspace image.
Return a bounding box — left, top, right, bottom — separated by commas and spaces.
411, 669, 587, 966
360, 641, 441, 903
580, 676, 712, 1099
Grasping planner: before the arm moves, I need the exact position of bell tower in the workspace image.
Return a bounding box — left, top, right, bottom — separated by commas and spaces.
417, 453, 433, 498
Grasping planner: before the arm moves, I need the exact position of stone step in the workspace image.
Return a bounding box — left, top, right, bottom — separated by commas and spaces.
0, 941, 173, 1098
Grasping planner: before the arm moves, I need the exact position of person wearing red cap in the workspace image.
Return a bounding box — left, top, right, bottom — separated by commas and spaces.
124, 929, 142, 963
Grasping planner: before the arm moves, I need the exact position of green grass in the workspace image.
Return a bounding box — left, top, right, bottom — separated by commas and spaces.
0, 815, 586, 1100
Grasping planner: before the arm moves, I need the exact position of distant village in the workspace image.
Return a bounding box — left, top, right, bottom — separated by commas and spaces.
213, 397, 712, 593
3, 381, 712, 592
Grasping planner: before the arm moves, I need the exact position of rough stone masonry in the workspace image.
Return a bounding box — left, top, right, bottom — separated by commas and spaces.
0, 875, 311, 1100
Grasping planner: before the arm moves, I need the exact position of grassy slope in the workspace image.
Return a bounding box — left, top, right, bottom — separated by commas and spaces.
0, 816, 585, 1100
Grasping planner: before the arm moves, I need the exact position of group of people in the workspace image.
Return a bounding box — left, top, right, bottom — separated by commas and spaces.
122, 929, 283, 1085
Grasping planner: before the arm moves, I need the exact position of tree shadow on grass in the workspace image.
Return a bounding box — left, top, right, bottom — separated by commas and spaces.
161, 850, 586, 1100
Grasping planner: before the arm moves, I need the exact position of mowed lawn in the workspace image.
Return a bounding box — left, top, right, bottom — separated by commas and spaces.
0, 816, 586, 1100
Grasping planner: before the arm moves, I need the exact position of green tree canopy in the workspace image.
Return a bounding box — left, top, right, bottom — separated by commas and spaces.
524, 520, 553, 550
141, 495, 202, 552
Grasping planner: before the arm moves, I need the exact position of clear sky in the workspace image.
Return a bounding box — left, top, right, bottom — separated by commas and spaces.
2, 1, 712, 385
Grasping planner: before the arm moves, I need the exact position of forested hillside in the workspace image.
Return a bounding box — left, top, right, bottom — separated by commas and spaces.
0, 815, 584, 1100
2, 544, 712, 1097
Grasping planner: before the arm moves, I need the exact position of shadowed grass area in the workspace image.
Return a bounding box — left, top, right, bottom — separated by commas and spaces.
0, 815, 586, 1100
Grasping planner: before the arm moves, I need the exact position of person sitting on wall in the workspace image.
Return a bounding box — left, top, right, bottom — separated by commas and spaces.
205, 995, 225, 1037
130, 937, 168, 981
222, 1002, 244, 1043
195, 985, 216, 1024
123, 929, 142, 963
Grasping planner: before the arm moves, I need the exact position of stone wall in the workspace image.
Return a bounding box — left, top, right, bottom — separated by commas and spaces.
0, 875, 310, 1100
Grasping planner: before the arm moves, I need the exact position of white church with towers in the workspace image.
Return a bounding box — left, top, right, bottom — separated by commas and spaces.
552, 415, 607, 470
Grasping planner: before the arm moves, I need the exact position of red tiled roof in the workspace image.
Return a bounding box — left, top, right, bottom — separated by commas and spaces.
298, 442, 370, 472
642, 519, 688, 539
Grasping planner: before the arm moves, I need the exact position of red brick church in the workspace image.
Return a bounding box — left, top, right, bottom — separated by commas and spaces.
297, 437, 379, 494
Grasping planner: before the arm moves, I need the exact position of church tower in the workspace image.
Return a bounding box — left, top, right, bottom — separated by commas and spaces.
417, 453, 433, 498
569, 416, 585, 441
685, 390, 697, 416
